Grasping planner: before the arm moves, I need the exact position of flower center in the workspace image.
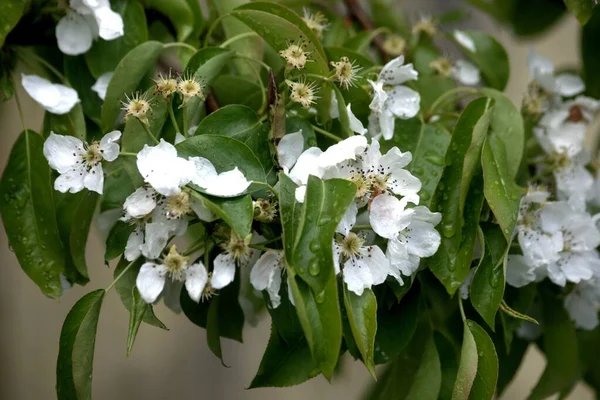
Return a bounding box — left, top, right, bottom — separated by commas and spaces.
166, 191, 191, 219
83, 142, 103, 166
330, 57, 360, 89
155, 77, 178, 98
225, 234, 253, 262
412, 17, 437, 36
568, 105, 584, 122
350, 172, 370, 199
341, 232, 365, 259
202, 272, 216, 301
280, 42, 310, 70
163, 245, 190, 281
430, 57, 453, 77
371, 174, 388, 192
382, 35, 406, 56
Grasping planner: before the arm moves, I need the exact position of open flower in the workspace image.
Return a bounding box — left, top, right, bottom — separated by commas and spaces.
279, 40, 311, 70
212, 233, 254, 290
330, 57, 361, 89
21, 74, 79, 115
56, 0, 124, 55
367, 56, 420, 140
43, 130, 121, 194
286, 79, 319, 109
528, 50, 585, 97
136, 245, 209, 303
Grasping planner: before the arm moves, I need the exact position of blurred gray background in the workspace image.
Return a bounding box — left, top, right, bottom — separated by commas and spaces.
0, 1, 595, 399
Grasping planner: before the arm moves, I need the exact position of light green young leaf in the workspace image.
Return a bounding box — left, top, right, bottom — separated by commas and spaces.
343, 287, 377, 378
85, 0, 148, 78
468, 320, 499, 400
482, 133, 525, 241
0, 130, 65, 299
56, 289, 105, 399
101, 41, 164, 131
564, 0, 596, 24
452, 30, 510, 91
452, 320, 478, 400
470, 223, 508, 330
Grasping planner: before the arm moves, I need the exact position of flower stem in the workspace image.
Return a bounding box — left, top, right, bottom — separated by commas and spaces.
140, 119, 160, 144
220, 32, 260, 48
163, 42, 197, 52
168, 102, 181, 135
13, 84, 27, 132
119, 151, 137, 157
105, 259, 137, 293
311, 124, 343, 142
458, 297, 467, 322
351, 224, 372, 231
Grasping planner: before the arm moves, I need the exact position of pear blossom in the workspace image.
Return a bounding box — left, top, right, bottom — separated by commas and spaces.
367, 56, 420, 140
43, 130, 120, 194
330, 57, 361, 89
211, 233, 255, 290
429, 57, 481, 87
250, 250, 285, 308
302, 8, 328, 38
564, 278, 600, 330
528, 50, 585, 97
277, 130, 304, 171
91, 72, 113, 100
370, 194, 441, 283
56, 0, 124, 56
136, 245, 209, 303
21, 74, 80, 115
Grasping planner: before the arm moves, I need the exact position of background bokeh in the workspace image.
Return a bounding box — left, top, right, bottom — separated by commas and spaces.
0, 1, 595, 398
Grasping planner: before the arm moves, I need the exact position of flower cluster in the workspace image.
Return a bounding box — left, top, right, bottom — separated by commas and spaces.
505, 51, 600, 330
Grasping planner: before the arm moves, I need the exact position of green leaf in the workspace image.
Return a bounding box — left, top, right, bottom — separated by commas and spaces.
100, 158, 137, 211
478, 88, 524, 178
564, 0, 596, 24
42, 103, 87, 141
85, 0, 148, 78
249, 324, 319, 388
470, 223, 507, 329
382, 119, 450, 207
101, 41, 164, 131
343, 287, 377, 378
121, 89, 168, 152
0, 0, 25, 48
56, 289, 105, 399
212, 75, 263, 111
482, 133, 525, 240
367, 324, 441, 400
114, 258, 167, 329
468, 320, 499, 400
451, 30, 510, 91
64, 56, 103, 126
176, 134, 266, 183
410, 75, 456, 112
56, 190, 99, 283
429, 98, 492, 294
528, 292, 579, 399
145, 0, 194, 41
371, 0, 411, 37
188, 192, 253, 238
0, 130, 65, 298
105, 221, 135, 261
582, 6, 600, 98
452, 320, 478, 400
435, 332, 459, 400
126, 287, 147, 356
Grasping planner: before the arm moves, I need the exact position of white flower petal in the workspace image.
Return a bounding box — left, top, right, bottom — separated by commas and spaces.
453, 60, 481, 86
185, 263, 209, 302
405, 220, 441, 258
137, 139, 193, 196
250, 250, 284, 307
278, 130, 305, 170
91, 72, 113, 100
22, 74, 79, 114
288, 147, 323, 185
190, 195, 217, 222
93, 6, 124, 40
43, 132, 84, 173
54, 164, 87, 193
565, 290, 599, 330
454, 30, 476, 52
554, 73, 585, 97
388, 167, 422, 199
506, 255, 536, 288
347, 104, 367, 135
123, 186, 157, 218
318, 135, 368, 169
140, 222, 170, 259
385, 86, 421, 119
136, 262, 167, 303
360, 245, 390, 286
369, 194, 414, 239
212, 252, 236, 289
330, 93, 340, 119
379, 56, 419, 85
343, 258, 374, 296
517, 227, 562, 267
295, 185, 307, 203
336, 201, 358, 235
188, 156, 218, 188
56, 12, 94, 55
460, 268, 476, 299
203, 167, 251, 197
83, 163, 104, 194
266, 267, 282, 309
99, 129, 121, 161
124, 227, 143, 261
175, 132, 186, 144
368, 80, 388, 113
379, 110, 395, 140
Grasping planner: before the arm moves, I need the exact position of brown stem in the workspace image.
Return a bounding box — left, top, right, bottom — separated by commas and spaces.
206, 88, 220, 114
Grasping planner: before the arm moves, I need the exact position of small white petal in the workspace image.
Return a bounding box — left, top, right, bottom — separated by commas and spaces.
347, 104, 367, 135
137, 139, 193, 196
175, 132, 186, 144
188, 156, 218, 188
136, 262, 167, 303
318, 135, 368, 169
250, 250, 284, 307
336, 201, 358, 235
379, 56, 419, 85
43, 132, 84, 173
55, 12, 94, 55
528, 49, 555, 92
554, 73, 585, 97
360, 245, 390, 286
288, 147, 323, 185
190, 196, 217, 222
460, 268, 476, 299
368, 80, 388, 113
91, 72, 113, 100
379, 110, 395, 140
99, 129, 121, 161
212, 252, 236, 289
506, 255, 537, 288
343, 258, 374, 296
295, 185, 307, 203
453, 60, 481, 86
454, 30, 476, 52
93, 7, 124, 40
405, 221, 441, 258
203, 167, 251, 197
123, 186, 157, 218
369, 194, 414, 239
83, 163, 104, 194
22, 74, 79, 114
140, 222, 170, 259
330, 94, 340, 119
124, 227, 143, 261
385, 86, 421, 119
54, 164, 87, 193
278, 130, 305, 170
185, 263, 209, 302
386, 237, 420, 277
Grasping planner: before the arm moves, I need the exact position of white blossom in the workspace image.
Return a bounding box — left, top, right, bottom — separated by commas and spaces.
250, 250, 284, 308
91, 72, 113, 100
528, 50, 585, 97
43, 130, 120, 194
21, 74, 79, 115
565, 278, 600, 330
